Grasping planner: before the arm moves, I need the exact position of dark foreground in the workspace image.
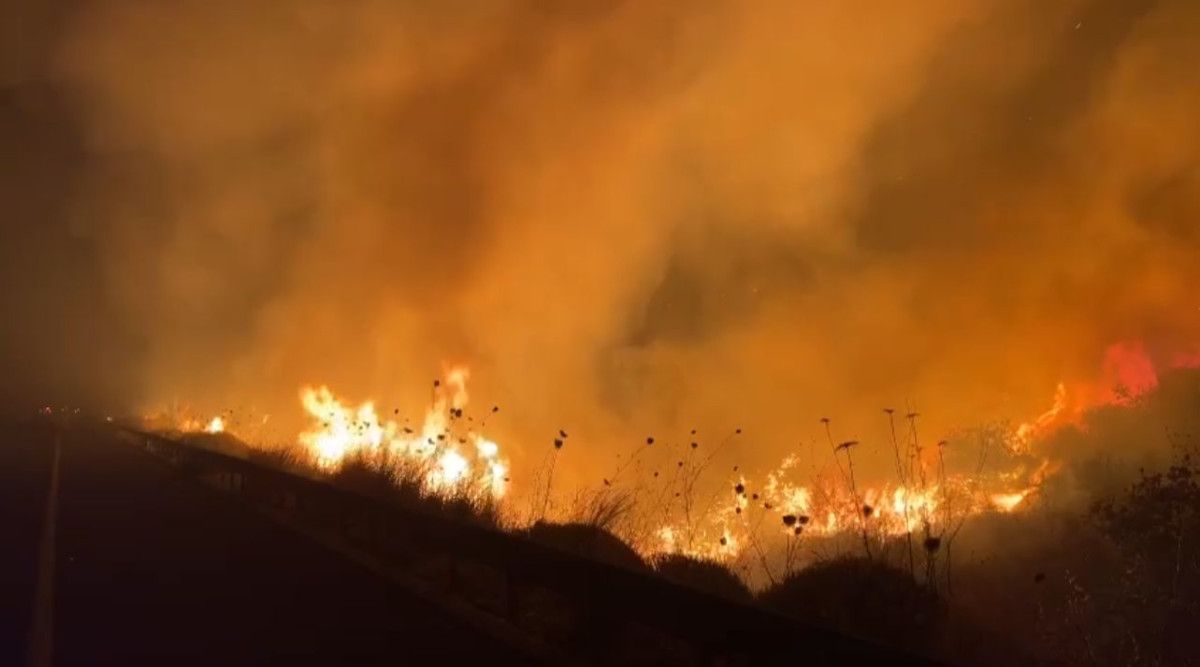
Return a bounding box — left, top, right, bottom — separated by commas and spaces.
0, 417, 528, 666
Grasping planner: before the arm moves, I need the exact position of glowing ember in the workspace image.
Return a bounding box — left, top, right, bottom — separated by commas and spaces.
206, 416, 225, 434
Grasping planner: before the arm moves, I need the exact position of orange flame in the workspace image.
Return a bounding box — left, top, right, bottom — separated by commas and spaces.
1015, 382, 1069, 447
647, 371, 1090, 563
297, 367, 508, 499
150, 337, 1199, 565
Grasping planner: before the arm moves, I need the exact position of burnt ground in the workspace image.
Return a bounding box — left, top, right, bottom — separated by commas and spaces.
0, 416, 532, 666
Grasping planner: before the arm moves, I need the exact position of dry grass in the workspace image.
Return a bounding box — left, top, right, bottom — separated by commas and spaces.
246, 443, 317, 476
327, 451, 503, 528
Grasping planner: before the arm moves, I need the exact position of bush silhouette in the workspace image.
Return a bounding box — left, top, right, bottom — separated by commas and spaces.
1091, 453, 1200, 665
524, 521, 648, 571
651, 554, 752, 603
758, 557, 945, 653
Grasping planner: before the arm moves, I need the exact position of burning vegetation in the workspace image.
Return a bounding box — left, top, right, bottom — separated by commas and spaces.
149, 339, 1198, 577
297, 367, 508, 500
47, 0, 1194, 661
137, 339, 1200, 665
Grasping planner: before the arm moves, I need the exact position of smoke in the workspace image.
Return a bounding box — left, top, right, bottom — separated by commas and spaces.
6, 0, 1195, 483
0, 0, 136, 413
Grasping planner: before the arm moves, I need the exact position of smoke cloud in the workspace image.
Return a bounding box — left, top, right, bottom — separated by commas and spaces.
4, 0, 1198, 485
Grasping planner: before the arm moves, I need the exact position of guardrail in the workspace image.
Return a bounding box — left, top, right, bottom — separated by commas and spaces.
124, 427, 940, 666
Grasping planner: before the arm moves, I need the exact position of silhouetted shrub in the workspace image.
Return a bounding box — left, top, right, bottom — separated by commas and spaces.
524, 521, 648, 571
758, 557, 945, 653
651, 554, 752, 603
1091, 453, 1200, 666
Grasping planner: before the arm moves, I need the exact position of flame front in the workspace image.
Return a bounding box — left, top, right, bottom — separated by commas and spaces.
648, 339, 1200, 563
297, 368, 508, 500
650, 400, 1062, 562
148, 337, 1200, 567
651, 463, 1037, 563
1014, 382, 1068, 447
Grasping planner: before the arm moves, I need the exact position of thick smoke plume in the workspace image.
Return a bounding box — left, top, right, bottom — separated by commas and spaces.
3, 0, 1198, 485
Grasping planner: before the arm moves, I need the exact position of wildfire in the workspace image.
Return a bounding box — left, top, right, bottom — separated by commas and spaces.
1012, 340, 1200, 446
650, 455, 1041, 563
145, 336, 1200, 568
297, 367, 509, 499
648, 380, 1084, 562
990, 490, 1030, 512
1014, 382, 1069, 447
648, 339, 1200, 564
